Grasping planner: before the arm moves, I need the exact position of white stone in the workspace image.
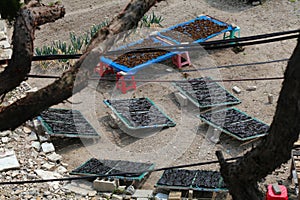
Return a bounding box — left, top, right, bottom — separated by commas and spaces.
132, 190, 153, 198
1, 137, 9, 143
42, 163, 56, 171
39, 135, 49, 142
0, 21, 7, 33
31, 141, 41, 151
232, 86, 241, 94
46, 152, 62, 163
0, 130, 11, 137
64, 180, 96, 196
0, 49, 12, 59
41, 142, 55, 153
0, 40, 10, 49
56, 166, 68, 174
23, 127, 32, 134
88, 191, 97, 197
34, 169, 62, 187
0, 149, 20, 171
0, 31, 7, 41
246, 85, 257, 91
27, 132, 38, 141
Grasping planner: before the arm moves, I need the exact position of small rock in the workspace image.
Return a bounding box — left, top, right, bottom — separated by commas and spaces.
41, 142, 55, 153
46, 152, 62, 163
27, 132, 38, 141
0, 40, 10, 49
11, 171, 19, 178
0, 130, 11, 137
31, 141, 41, 151
232, 86, 241, 94
61, 162, 69, 168
88, 191, 97, 197
166, 68, 173, 72
42, 163, 56, 171
23, 127, 32, 134
268, 94, 274, 104
246, 86, 257, 91
0, 31, 7, 41
39, 135, 49, 142
125, 185, 135, 195
1, 137, 9, 143
56, 166, 68, 174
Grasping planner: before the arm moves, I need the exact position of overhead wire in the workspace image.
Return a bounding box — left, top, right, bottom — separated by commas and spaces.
0, 29, 299, 65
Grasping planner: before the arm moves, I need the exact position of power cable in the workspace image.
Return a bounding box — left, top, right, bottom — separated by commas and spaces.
0, 29, 298, 65
0, 156, 242, 185
25, 58, 288, 79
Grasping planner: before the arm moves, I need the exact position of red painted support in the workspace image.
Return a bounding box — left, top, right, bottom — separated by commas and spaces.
94, 62, 114, 77
172, 52, 191, 69
116, 72, 137, 94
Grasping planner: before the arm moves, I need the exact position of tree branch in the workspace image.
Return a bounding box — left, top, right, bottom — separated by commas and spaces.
0, 0, 163, 131
0, 2, 65, 97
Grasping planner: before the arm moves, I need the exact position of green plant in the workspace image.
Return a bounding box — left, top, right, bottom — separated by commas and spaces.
140, 12, 164, 28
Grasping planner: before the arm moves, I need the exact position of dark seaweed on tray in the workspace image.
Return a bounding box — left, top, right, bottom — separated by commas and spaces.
192, 170, 226, 189
40, 109, 97, 135
157, 169, 198, 187
107, 98, 175, 128
160, 19, 228, 43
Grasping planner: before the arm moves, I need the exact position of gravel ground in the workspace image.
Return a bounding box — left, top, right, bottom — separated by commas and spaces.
2, 0, 300, 199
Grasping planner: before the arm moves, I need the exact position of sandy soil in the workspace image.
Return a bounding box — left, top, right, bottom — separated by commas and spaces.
29, 0, 300, 198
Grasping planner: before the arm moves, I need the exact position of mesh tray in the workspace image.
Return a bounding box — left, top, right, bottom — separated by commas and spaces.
70, 158, 154, 181
155, 169, 227, 192
198, 107, 269, 141
173, 77, 241, 108
103, 97, 176, 131
37, 108, 99, 138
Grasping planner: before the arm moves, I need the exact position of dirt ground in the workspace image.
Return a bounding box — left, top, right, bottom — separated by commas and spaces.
29, 0, 300, 198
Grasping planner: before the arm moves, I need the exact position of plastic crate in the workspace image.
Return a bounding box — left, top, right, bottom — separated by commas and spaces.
198, 107, 269, 141
157, 15, 239, 44
37, 108, 99, 138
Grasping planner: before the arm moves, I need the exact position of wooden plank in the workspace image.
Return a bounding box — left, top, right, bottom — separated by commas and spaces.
168, 191, 182, 200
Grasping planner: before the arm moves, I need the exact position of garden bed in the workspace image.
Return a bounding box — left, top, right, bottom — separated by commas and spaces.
70, 158, 154, 181
156, 169, 227, 192
37, 108, 99, 138
103, 97, 176, 132
198, 107, 270, 141
173, 77, 241, 108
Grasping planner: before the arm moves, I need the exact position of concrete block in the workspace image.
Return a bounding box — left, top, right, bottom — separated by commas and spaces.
232, 86, 241, 94
168, 191, 181, 200
132, 189, 153, 198
93, 178, 117, 192
31, 141, 41, 151
174, 92, 188, 106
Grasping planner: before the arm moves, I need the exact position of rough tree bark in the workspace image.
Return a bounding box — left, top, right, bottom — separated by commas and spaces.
0, 0, 163, 131
217, 35, 300, 199
0, 1, 65, 98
